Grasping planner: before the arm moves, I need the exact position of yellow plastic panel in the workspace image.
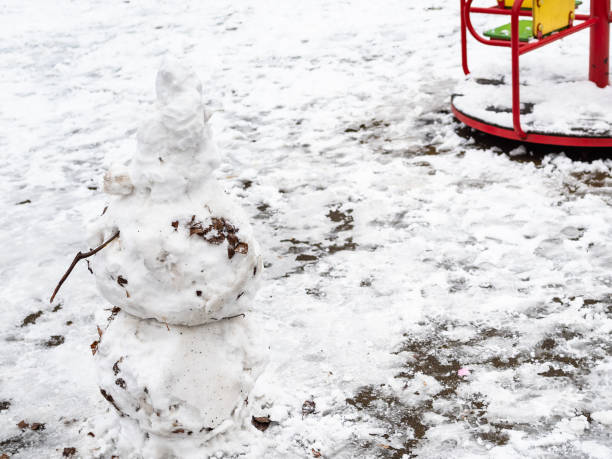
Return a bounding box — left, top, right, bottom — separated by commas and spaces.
504, 0, 533, 8
533, 0, 574, 37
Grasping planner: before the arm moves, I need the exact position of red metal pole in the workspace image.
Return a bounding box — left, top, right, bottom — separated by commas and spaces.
461, 0, 470, 74
511, 0, 527, 138
589, 0, 610, 87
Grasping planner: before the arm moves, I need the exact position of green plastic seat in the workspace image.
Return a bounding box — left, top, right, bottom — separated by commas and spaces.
487, 0, 581, 42
484, 19, 533, 42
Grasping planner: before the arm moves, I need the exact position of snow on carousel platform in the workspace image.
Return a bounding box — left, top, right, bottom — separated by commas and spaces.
453, 0, 612, 147
452, 73, 612, 146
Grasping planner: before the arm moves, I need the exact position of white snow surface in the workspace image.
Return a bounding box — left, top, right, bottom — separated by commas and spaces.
1, 0, 611, 458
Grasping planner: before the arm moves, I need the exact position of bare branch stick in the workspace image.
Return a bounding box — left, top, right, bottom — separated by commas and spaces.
50, 231, 120, 303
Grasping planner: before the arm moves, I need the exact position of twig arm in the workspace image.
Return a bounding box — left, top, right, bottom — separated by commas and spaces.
50, 231, 120, 303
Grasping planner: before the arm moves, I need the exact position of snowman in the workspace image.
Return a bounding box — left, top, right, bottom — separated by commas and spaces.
87, 57, 265, 448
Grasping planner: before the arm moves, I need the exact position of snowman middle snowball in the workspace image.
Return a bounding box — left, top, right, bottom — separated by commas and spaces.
89, 58, 263, 326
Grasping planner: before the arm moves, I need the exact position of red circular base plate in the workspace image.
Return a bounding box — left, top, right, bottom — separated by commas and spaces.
451, 101, 612, 148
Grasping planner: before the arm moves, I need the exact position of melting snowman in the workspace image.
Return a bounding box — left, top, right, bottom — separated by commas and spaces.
87, 57, 265, 452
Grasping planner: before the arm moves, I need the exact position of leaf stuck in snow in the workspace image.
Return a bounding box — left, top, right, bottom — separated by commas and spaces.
62, 447, 77, 457
251, 416, 271, 431
302, 399, 316, 418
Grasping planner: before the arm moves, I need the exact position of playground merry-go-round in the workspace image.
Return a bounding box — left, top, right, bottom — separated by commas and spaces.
452, 0, 612, 147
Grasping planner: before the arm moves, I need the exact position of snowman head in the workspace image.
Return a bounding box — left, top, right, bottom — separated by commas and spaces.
130, 57, 219, 198
155, 58, 203, 106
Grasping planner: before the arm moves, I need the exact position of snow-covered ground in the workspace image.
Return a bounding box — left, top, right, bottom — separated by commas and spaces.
1, 0, 611, 457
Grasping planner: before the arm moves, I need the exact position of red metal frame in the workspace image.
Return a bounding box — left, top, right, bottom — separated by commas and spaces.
590, 0, 611, 87
451, 100, 612, 146
459, 0, 612, 144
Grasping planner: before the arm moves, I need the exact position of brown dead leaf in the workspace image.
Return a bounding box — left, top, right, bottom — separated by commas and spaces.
251, 416, 271, 432
21, 311, 43, 327
235, 242, 248, 254
62, 447, 77, 457
117, 275, 128, 287
302, 400, 316, 417
45, 335, 65, 347
212, 217, 224, 231
171, 221, 179, 231
207, 234, 225, 245
30, 423, 45, 431
186, 215, 248, 261
227, 233, 238, 247
17, 420, 28, 429
97, 326, 103, 339
90, 340, 99, 356
99, 388, 123, 415
112, 357, 123, 375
